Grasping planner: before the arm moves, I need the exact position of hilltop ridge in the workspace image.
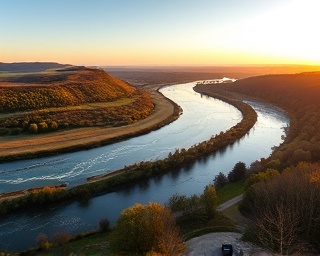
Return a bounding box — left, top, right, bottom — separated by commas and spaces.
0, 62, 69, 72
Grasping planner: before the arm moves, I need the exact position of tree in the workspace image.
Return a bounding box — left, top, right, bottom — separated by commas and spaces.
213, 172, 228, 187
240, 162, 320, 254
29, 123, 38, 133
52, 231, 72, 247
228, 162, 246, 182
111, 202, 185, 255
36, 233, 51, 250
202, 185, 217, 219
50, 121, 59, 130
38, 121, 48, 132
245, 168, 279, 189
99, 218, 110, 232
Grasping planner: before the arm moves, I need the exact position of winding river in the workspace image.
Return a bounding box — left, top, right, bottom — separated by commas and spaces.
0, 80, 289, 251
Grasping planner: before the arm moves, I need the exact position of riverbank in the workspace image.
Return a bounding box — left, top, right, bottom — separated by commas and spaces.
0, 90, 180, 163
0, 85, 257, 215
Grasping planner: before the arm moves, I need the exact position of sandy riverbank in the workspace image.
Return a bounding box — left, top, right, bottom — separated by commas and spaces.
0, 90, 177, 162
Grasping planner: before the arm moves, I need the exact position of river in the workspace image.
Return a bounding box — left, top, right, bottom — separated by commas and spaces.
0, 80, 289, 251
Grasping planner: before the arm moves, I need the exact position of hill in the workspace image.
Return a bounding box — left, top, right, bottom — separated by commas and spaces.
0, 66, 154, 136
0, 62, 69, 72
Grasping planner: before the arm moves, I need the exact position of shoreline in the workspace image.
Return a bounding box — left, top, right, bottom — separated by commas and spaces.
0, 89, 180, 163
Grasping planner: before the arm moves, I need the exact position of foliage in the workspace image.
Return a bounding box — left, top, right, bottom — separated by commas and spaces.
52, 231, 72, 247
29, 123, 38, 133
228, 162, 247, 182
213, 172, 228, 187
99, 218, 110, 232
111, 202, 185, 255
240, 162, 320, 254
245, 168, 280, 189
202, 185, 217, 219
36, 233, 52, 250
227, 72, 320, 169
167, 186, 217, 220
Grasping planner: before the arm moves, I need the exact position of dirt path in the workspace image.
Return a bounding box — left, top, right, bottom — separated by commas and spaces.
217, 195, 243, 211
0, 90, 176, 161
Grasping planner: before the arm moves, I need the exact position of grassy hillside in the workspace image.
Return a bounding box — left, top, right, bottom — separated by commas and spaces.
0, 67, 154, 135
0, 67, 136, 112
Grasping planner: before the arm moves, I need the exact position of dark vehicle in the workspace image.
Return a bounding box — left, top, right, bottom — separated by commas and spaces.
221, 244, 233, 256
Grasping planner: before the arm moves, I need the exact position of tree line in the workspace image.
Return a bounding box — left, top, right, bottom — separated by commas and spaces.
213, 72, 320, 254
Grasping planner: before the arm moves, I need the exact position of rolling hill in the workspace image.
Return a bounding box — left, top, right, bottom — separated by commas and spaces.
0, 65, 154, 135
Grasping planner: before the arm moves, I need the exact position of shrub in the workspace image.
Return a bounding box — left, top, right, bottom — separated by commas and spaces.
99, 218, 110, 232
52, 231, 72, 247
29, 123, 38, 133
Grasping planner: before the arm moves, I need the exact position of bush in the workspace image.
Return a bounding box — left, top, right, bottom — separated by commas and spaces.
99, 218, 110, 232
52, 231, 72, 247
29, 123, 38, 133
50, 121, 58, 130
38, 122, 48, 132
36, 233, 51, 249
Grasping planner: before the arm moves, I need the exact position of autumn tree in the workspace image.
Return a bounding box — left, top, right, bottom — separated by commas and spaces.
52, 231, 72, 247
240, 162, 320, 254
50, 121, 58, 130
38, 121, 48, 132
111, 202, 185, 255
29, 123, 38, 133
202, 185, 217, 219
245, 168, 279, 189
36, 233, 51, 250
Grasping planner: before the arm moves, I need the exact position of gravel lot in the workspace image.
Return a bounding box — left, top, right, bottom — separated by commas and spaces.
185, 232, 275, 256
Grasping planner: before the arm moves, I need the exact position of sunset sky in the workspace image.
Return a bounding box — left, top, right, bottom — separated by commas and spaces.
1, 0, 319, 66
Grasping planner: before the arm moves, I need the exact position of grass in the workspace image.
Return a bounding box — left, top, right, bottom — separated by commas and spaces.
216, 181, 245, 204
221, 202, 249, 230
23, 232, 115, 256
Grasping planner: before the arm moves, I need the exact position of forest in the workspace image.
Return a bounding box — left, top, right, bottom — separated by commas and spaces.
224, 72, 320, 253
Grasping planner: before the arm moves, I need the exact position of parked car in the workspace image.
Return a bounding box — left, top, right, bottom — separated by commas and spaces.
221, 243, 233, 256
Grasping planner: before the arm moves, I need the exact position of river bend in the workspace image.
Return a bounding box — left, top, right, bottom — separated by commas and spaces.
0, 80, 289, 251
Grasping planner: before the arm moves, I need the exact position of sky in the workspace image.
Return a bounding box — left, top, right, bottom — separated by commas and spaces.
1, 0, 320, 66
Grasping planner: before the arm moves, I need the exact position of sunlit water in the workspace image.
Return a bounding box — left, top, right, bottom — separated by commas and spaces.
0, 80, 289, 251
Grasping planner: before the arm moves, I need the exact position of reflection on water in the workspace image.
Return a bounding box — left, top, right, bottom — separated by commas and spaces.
0, 81, 289, 252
